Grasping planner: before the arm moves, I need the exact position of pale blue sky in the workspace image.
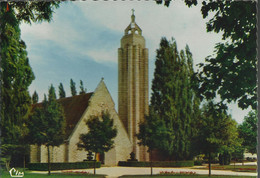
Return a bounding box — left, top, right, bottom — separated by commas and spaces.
20, 1, 251, 124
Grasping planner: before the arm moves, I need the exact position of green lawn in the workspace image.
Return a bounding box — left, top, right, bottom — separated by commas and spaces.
119, 176, 256, 178
194, 165, 257, 172
1, 171, 105, 178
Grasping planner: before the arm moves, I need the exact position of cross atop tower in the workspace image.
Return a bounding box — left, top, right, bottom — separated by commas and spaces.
131, 9, 135, 23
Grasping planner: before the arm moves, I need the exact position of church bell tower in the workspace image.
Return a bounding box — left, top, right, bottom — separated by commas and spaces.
118, 10, 149, 161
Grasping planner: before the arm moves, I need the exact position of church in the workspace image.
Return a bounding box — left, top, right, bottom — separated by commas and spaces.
30, 11, 149, 166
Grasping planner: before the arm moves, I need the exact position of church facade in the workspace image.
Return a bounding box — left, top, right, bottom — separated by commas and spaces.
30, 79, 133, 166
30, 12, 149, 165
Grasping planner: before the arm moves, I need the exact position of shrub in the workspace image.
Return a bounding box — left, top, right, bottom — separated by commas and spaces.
118, 161, 194, 167
194, 160, 203, 166
28, 161, 101, 171
159, 171, 197, 175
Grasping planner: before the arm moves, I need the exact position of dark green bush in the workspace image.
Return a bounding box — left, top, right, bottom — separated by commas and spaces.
118, 161, 194, 167
28, 161, 101, 171
194, 160, 203, 166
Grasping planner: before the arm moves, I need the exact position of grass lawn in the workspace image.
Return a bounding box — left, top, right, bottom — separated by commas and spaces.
1, 171, 105, 178
194, 165, 257, 172
119, 176, 256, 178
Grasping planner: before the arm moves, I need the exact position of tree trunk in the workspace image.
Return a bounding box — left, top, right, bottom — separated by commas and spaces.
208, 152, 211, 177
23, 154, 26, 172
94, 152, 97, 175
5, 159, 10, 171
47, 145, 51, 175
150, 150, 153, 176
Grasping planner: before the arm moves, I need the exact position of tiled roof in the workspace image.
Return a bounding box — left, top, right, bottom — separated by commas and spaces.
32, 92, 93, 140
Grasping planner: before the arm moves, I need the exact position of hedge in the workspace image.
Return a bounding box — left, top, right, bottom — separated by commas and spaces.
118, 161, 194, 167
28, 161, 101, 171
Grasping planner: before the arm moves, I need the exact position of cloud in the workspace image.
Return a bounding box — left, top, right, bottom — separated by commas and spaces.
20, 1, 247, 123
86, 50, 117, 64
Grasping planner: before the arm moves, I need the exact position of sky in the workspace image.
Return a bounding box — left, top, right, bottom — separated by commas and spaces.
20, 1, 251, 124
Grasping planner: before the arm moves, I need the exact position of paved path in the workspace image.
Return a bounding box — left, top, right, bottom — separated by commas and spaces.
31, 166, 257, 178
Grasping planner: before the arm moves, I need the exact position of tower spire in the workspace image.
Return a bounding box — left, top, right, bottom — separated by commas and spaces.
131, 9, 135, 23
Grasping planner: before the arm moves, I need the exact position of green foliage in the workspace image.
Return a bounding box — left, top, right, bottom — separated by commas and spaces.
118, 161, 194, 167
0, 1, 62, 170
157, 1, 256, 109
137, 108, 170, 152
79, 80, 87, 94
32, 91, 39, 104
238, 110, 257, 154
150, 37, 200, 160
194, 101, 239, 175
77, 112, 117, 154
28, 85, 66, 146
1, 3, 35, 170
27, 85, 66, 175
70, 79, 77, 96
196, 101, 239, 154
28, 162, 101, 171
58, 83, 66, 98
77, 112, 117, 174
5, 2, 61, 24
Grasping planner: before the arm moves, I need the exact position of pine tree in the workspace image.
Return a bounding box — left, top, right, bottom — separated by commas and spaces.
70, 79, 77, 96
150, 37, 200, 160
58, 83, 66, 98
79, 80, 87, 94
27, 85, 66, 175
32, 91, 39, 104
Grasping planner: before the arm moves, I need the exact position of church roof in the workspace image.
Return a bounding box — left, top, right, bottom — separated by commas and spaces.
32, 92, 93, 140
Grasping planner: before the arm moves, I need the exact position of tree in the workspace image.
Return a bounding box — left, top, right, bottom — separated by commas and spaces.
150, 37, 200, 160
137, 108, 170, 175
2, 2, 61, 24
79, 80, 87, 94
1, 6, 34, 169
58, 83, 66, 98
77, 112, 117, 175
238, 110, 257, 155
195, 101, 239, 176
0, 1, 62, 169
156, 1, 256, 109
70, 79, 77, 96
27, 85, 66, 175
32, 91, 39, 104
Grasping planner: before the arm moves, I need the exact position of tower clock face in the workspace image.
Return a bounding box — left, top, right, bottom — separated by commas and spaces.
131, 22, 135, 28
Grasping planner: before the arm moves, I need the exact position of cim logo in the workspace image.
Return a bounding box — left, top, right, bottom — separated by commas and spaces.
9, 168, 24, 177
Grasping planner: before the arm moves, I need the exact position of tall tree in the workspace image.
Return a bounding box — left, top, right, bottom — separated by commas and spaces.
195, 101, 239, 176
79, 80, 87, 95
70, 79, 77, 96
27, 85, 66, 175
1, 5, 34, 169
77, 112, 117, 175
32, 91, 39, 104
238, 110, 257, 155
150, 37, 200, 160
156, 1, 256, 109
0, 1, 61, 168
58, 83, 66, 98
137, 108, 170, 175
